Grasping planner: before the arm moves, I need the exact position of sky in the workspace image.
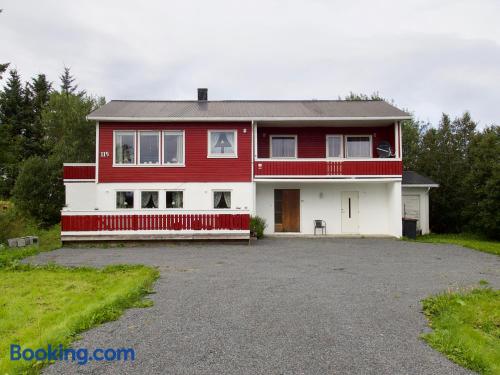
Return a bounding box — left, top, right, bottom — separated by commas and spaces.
1, 0, 499, 127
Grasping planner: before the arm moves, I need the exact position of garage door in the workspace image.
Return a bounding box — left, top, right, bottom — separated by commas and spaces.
402, 195, 420, 229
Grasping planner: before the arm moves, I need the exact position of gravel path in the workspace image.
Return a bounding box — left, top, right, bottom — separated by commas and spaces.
26, 238, 499, 374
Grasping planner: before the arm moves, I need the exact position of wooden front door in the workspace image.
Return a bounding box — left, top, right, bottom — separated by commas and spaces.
274, 189, 300, 232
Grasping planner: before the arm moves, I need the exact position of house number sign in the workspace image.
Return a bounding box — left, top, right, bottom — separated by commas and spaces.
100, 151, 109, 158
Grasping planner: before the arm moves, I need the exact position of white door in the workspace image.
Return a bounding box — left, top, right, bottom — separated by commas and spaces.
402, 195, 420, 230
341, 191, 359, 234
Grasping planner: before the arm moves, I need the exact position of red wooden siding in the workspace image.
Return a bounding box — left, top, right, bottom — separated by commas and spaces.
254, 160, 402, 176
257, 126, 395, 158
63, 165, 96, 180
61, 213, 250, 231
98, 122, 252, 183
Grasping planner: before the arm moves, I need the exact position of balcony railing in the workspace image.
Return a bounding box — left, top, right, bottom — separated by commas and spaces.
61, 212, 250, 232
63, 163, 96, 181
254, 159, 402, 177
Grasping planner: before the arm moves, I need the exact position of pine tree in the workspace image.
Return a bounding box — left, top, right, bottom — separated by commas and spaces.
59, 66, 86, 95
27, 74, 52, 157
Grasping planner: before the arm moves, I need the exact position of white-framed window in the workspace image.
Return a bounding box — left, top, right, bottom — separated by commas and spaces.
163, 131, 185, 165
270, 135, 297, 158
141, 191, 159, 209
116, 191, 134, 209
114, 131, 136, 164
138, 131, 160, 164
326, 135, 343, 158
166, 191, 183, 209
213, 191, 231, 209
345, 135, 372, 158
208, 130, 237, 158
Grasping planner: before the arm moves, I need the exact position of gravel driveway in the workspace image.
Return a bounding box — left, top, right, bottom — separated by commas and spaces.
26, 238, 499, 374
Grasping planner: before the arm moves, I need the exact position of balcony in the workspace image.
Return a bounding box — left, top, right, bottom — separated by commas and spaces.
63, 163, 96, 181
254, 159, 402, 178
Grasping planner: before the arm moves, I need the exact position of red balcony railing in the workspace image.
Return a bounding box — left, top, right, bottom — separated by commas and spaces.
254, 160, 402, 177
63, 164, 96, 180
61, 213, 250, 232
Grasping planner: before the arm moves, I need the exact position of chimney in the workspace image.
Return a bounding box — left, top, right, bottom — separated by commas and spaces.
197, 88, 208, 101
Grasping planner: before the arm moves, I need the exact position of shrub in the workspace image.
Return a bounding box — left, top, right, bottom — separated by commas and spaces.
12, 156, 64, 227
250, 216, 267, 239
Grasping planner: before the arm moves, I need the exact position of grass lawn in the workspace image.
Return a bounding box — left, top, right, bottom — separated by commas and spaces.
0, 224, 61, 267
413, 233, 500, 256
0, 264, 159, 374
422, 286, 500, 374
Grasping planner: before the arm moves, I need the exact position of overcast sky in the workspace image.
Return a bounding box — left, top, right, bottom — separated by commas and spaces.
2, 0, 499, 127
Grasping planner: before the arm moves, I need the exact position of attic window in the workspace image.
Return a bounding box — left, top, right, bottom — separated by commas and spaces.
208, 130, 237, 158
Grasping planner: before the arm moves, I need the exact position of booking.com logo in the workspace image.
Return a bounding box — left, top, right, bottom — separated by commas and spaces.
10, 344, 135, 365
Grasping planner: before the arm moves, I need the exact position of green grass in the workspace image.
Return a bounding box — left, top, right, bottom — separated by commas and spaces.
422, 286, 500, 374
413, 233, 500, 256
0, 264, 159, 374
0, 224, 61, 267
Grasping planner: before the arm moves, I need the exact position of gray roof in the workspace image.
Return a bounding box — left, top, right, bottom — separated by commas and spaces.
402, 171, 438, 186
88, 100, 410, 121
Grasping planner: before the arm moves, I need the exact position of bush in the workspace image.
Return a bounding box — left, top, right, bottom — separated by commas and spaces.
12, 156, 64, 227
250, 216, 267, 239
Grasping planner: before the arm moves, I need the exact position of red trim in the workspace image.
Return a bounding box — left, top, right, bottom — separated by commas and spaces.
254, 160, 403, 176
61, 213, 250, 232
63, 165, 96, 180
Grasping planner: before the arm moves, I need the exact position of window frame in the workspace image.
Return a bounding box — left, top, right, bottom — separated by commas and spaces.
140, 190, 160, 210
161, 130, 185, 167
344, 135, 373, 159
207, 130, 238, 158
113, 131, 136, 166
165, 190, 184, 209
325, 135, 343, 159
138, 130, 161, 165
212, 190, 232, 210
269, 135, 298, 159
115, 191, 135, 209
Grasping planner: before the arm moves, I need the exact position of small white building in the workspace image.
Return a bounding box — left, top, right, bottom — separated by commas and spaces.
401, 171, 439, 235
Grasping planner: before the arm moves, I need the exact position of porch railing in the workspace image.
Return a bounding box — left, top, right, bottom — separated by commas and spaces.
61, 213, 250, 232
254, 159, 402, 177
63, 163, 96, 181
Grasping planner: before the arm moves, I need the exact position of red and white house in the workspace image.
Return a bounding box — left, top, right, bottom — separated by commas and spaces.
62, 89, 422, 241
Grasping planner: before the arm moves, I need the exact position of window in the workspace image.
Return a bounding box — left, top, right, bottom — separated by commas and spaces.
213, 191, 231, 209
326, 135, 343, 158
141, 191, 159, 209
163, 131, 184, 165
166, 191, 183, 208
345, 136, 372, 158
114, 132, 135, 164
208, 130, 237, 157
116, 191, 134, 209
270, 136, 297, 158
139, 131, 160, 164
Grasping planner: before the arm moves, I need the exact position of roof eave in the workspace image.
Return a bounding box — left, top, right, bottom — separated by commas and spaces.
402, 184, 439, 188
86, 115, 412, 122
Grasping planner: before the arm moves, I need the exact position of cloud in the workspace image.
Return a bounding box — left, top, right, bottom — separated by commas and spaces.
1, 0, 499, 126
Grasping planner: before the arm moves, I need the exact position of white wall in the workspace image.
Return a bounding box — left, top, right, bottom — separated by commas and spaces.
65, 182, 254, 213
65, 183, 97, 211
402, 186, 430, 234
256, 181, 402, 237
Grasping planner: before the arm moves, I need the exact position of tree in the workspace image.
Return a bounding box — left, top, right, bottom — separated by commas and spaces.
27, 74, 52, 157
42, 91, 104, 162
464, 126, 500, 239
342, 91, 385, 101
0, 63, 9, 80
59, 66, 85, 96
415, 112, 477, 233
12, 155, 64, 227
402, 118, 428, 171
0, 69, 30, 196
